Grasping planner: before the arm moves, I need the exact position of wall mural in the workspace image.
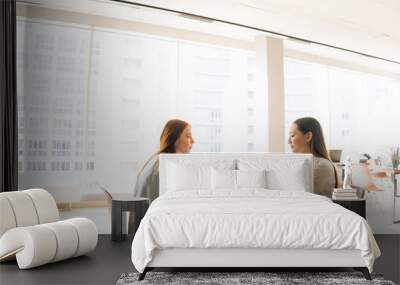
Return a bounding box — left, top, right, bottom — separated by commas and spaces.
16, 4, 400, 234
353, 153, 400, 233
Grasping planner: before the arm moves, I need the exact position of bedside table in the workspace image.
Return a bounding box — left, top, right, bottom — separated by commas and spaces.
111, 195, 149, 242
332, 198, 366, 218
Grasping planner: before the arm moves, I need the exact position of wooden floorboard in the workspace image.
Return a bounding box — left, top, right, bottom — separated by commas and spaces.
0, 234, 398, 285
0, 235, 134, 285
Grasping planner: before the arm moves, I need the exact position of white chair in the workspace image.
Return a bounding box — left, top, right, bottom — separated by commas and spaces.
0, 188, 98, 269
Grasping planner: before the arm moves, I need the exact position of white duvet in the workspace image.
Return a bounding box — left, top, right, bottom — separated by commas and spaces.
131, 190, 380, 273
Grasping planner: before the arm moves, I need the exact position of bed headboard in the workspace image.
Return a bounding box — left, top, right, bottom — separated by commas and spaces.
159, 153, 314, 195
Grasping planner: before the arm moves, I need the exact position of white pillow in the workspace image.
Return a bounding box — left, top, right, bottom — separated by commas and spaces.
237, 159, 309, 191
236, 169, 268, 189
166, 162, 212, 192
212, 168, 236, 190
266, 162, 307, 191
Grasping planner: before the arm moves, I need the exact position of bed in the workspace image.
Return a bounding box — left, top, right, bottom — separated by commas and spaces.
131, 153, 380, 280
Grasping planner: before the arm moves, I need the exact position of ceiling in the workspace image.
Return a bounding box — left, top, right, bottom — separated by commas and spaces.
118, 0, 400, 64
17, 0, 400, 72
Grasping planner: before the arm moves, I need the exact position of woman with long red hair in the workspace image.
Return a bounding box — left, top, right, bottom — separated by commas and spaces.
134, 119, 194, 202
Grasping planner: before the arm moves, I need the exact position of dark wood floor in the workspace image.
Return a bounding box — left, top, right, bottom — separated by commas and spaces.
0, 235, 133, 285
374, 234, 400, 284
0, 235, 398, 285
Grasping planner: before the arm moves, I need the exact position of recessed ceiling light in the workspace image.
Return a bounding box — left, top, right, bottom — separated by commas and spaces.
178, 13, 214, 23
288, 37, 312, 45
16, 0, 42, 5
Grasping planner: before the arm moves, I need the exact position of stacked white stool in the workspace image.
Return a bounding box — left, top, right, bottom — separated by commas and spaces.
0, 188, 98, 269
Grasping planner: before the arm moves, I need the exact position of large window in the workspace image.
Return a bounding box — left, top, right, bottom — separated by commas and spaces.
17, 17, 266, 202
284, 58, 400, 162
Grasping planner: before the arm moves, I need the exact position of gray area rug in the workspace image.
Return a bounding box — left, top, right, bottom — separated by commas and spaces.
116, 271, 396, 285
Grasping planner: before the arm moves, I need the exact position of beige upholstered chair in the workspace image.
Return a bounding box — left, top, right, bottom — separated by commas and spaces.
0, 189, 98, 269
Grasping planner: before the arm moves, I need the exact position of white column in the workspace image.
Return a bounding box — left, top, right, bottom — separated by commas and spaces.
256, 36, 285, 152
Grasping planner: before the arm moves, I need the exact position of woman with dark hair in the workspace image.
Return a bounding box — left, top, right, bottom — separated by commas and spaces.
288, 117, 338, 197
134, 119, 194, 202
